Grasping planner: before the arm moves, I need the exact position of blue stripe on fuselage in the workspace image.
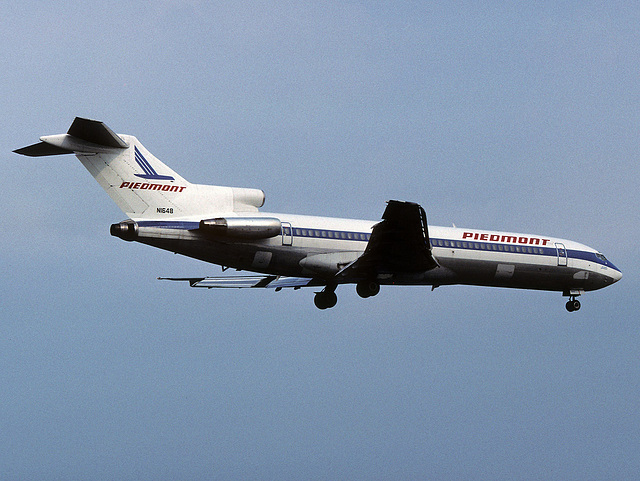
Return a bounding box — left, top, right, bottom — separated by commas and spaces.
138, 220, 200, 230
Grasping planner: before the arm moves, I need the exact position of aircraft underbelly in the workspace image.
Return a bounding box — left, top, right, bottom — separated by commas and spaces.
437, 257, 598, 291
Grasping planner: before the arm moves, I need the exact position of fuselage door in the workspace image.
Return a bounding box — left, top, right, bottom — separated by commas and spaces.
282, 222, 293, 246
555, 243, 568, 266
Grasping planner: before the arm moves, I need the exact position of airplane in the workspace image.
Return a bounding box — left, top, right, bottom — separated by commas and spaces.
14, 117, 622, 311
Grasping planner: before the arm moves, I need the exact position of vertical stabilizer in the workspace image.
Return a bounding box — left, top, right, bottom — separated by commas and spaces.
75, 134, 191, 218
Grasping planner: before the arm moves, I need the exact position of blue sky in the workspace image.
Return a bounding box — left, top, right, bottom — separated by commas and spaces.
2, 2, 639, 479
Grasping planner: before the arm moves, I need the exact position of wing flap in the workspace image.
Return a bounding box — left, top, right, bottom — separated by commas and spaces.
159, 275, 317, 289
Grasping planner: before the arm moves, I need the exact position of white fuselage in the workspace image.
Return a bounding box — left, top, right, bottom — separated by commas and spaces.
131, 211, 621, 295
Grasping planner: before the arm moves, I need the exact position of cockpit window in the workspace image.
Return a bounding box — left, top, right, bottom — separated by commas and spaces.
596, 253, 608, 262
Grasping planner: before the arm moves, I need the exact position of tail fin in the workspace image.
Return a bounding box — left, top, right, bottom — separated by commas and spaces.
14, 117, 265, 220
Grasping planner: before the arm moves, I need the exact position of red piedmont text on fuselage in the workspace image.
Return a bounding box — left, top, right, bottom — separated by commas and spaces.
119, 181, 186, 192
462, 231, 551, 246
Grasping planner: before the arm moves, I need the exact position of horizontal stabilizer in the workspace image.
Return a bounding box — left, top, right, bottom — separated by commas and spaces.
13, 142, 73, 157
14, 117, 128, 157
67, 117, 128, 148
159, 275, 318, 289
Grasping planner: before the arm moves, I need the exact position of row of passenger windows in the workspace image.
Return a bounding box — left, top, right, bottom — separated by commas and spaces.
432, 238, 546, 254
283, 229, 546, 254
286, 227, 370, 241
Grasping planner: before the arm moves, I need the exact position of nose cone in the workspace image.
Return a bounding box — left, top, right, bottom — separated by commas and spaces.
610, 267, 622, 284
588, 264, 622, 291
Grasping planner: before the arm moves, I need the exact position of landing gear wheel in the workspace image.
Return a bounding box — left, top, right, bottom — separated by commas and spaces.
356, 281, 380, 299
314, 290, 337, 310
566, 299, 581, 312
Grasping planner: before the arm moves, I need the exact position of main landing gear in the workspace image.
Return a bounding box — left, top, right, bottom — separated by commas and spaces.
314, 286, 337, 310
314, 281, 382, 310
356, 280, 380, 299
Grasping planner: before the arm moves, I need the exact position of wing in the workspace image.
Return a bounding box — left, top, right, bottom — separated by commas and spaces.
339, 200, 438, 279
158, 275, 320, 290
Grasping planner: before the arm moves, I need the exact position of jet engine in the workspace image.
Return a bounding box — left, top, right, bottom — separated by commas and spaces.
110, 220, 138, 241
199, 217, 282, 239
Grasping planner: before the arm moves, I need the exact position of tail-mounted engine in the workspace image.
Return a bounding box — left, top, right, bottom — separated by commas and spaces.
110, 220, 139, 241
199, 217, 282, 239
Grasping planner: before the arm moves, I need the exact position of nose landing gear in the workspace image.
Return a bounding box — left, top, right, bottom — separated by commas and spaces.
564, 289, 584, 312
565, 297, 581, 312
